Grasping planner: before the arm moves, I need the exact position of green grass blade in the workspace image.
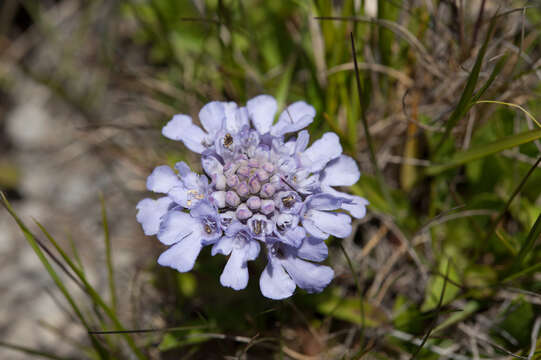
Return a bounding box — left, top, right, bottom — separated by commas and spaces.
433, 16, 497, 156
351, 32, 392, 207
339, 243, 365, 346
36, 226, 146, 360
0, 193, 110, 359
0, 341, 73, 360
100, 194, 117, 313
503, 262, 541, 284
510, 213, 541, 272
3, 194, 144, 359
410, 260, 451, 360
425, 128, 541, 175
480, 155, 541, 259
471, 53, 509, 104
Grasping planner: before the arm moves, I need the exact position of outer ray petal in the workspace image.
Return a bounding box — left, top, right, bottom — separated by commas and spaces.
281, 257, 334, 293
304, 210, 352, 238
146, 165, 181, 193
300, 132, 342, 172
162, 114, 208, 153
157, 211, 201, 245
199, 101, 225, 136
260, 257, 296, 300
157, 235, 203, 272
136, 197, 172, 235
220, 248, 249, 290
247, 95, 277, 135
321, 155, 360, 187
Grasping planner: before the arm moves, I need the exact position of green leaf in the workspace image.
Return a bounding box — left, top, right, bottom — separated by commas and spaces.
426, 128, 541, 175
421, 258, 461, 312
432, 301, 479, 333
495, 298, 535, 348
316, 291, 387, 327
512, 213, 541, 269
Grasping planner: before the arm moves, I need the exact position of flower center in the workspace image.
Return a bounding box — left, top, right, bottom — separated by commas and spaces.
209, 130, 305, 226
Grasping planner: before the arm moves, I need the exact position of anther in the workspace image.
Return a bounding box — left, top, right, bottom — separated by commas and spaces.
282, 194, 295, 208
223, 133, 233, 148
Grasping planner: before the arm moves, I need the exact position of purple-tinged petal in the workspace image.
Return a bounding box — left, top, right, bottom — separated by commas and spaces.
136, 197, 172, 235
201, 155, 223, 177
324, 187, 369, 219
157, 211, 200, 245
271, 102, 316, 136
162, 114, 207, 153
260, 258, 296, 300
306, 193, 342, 211
295, 130, 310, 153
146, 165, 181, 193
224, 221, 246, 238
224, 103, 248, 134
300, 132, 342, 172
247, 95, 277, 135
279, 226, 305, 248
168, 186, 188, 207
244, 239, 260, 261
304, 210, 352, 238
301, 217, 328, 239
175, 161, 191, 177
199, 101, 225, 136
212, 236, 234, 256
280, 257, 334, 293
296, 237, 328, 262
190, 200, 216, 219
343, 197, 368, 219
220, 248, 249, 290
321, 155, 360, 187
157, 235, 203, 272
211, 191, 226, 208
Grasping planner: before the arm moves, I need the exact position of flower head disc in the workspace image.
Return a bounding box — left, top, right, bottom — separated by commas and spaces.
137, 95, 368, 299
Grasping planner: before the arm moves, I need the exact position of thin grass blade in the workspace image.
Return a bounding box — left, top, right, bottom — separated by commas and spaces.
0, 193, 110, 359
433, 16, 497, 156
426, 129, 541, 175
100, 194, 117, 313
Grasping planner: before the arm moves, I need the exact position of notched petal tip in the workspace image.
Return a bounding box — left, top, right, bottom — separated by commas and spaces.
136, 197, 172, 236
162, 114, 208, 153
247, 95, 277, 135
259, 258, 296, 300
146, 165, 180, 193
157, 238, 203, 273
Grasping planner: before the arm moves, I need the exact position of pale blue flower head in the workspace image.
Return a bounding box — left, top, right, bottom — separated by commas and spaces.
136, 95, 368, 299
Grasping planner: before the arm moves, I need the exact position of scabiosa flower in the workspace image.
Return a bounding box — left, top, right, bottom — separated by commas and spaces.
136, 95, 368, 299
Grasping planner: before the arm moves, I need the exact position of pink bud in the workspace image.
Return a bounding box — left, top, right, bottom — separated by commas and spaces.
226, 175, 239, 188
260, 199, 275, 215
236, 182, 250, 197
262, 162, 275, 173
236, 203, 253, 220
247, 196, 261, 210
236, 166, 250, 179
248, 176, 261, 194
211, 191, 226, 208
255, 169, 269, 181
260, 183, 275, 198
225, 191, 240, 207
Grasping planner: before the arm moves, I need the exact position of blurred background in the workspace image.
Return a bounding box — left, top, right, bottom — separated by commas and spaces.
1, 0, 541, 359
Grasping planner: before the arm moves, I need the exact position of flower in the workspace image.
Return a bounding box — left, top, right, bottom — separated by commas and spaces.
136, 95, 368, 299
